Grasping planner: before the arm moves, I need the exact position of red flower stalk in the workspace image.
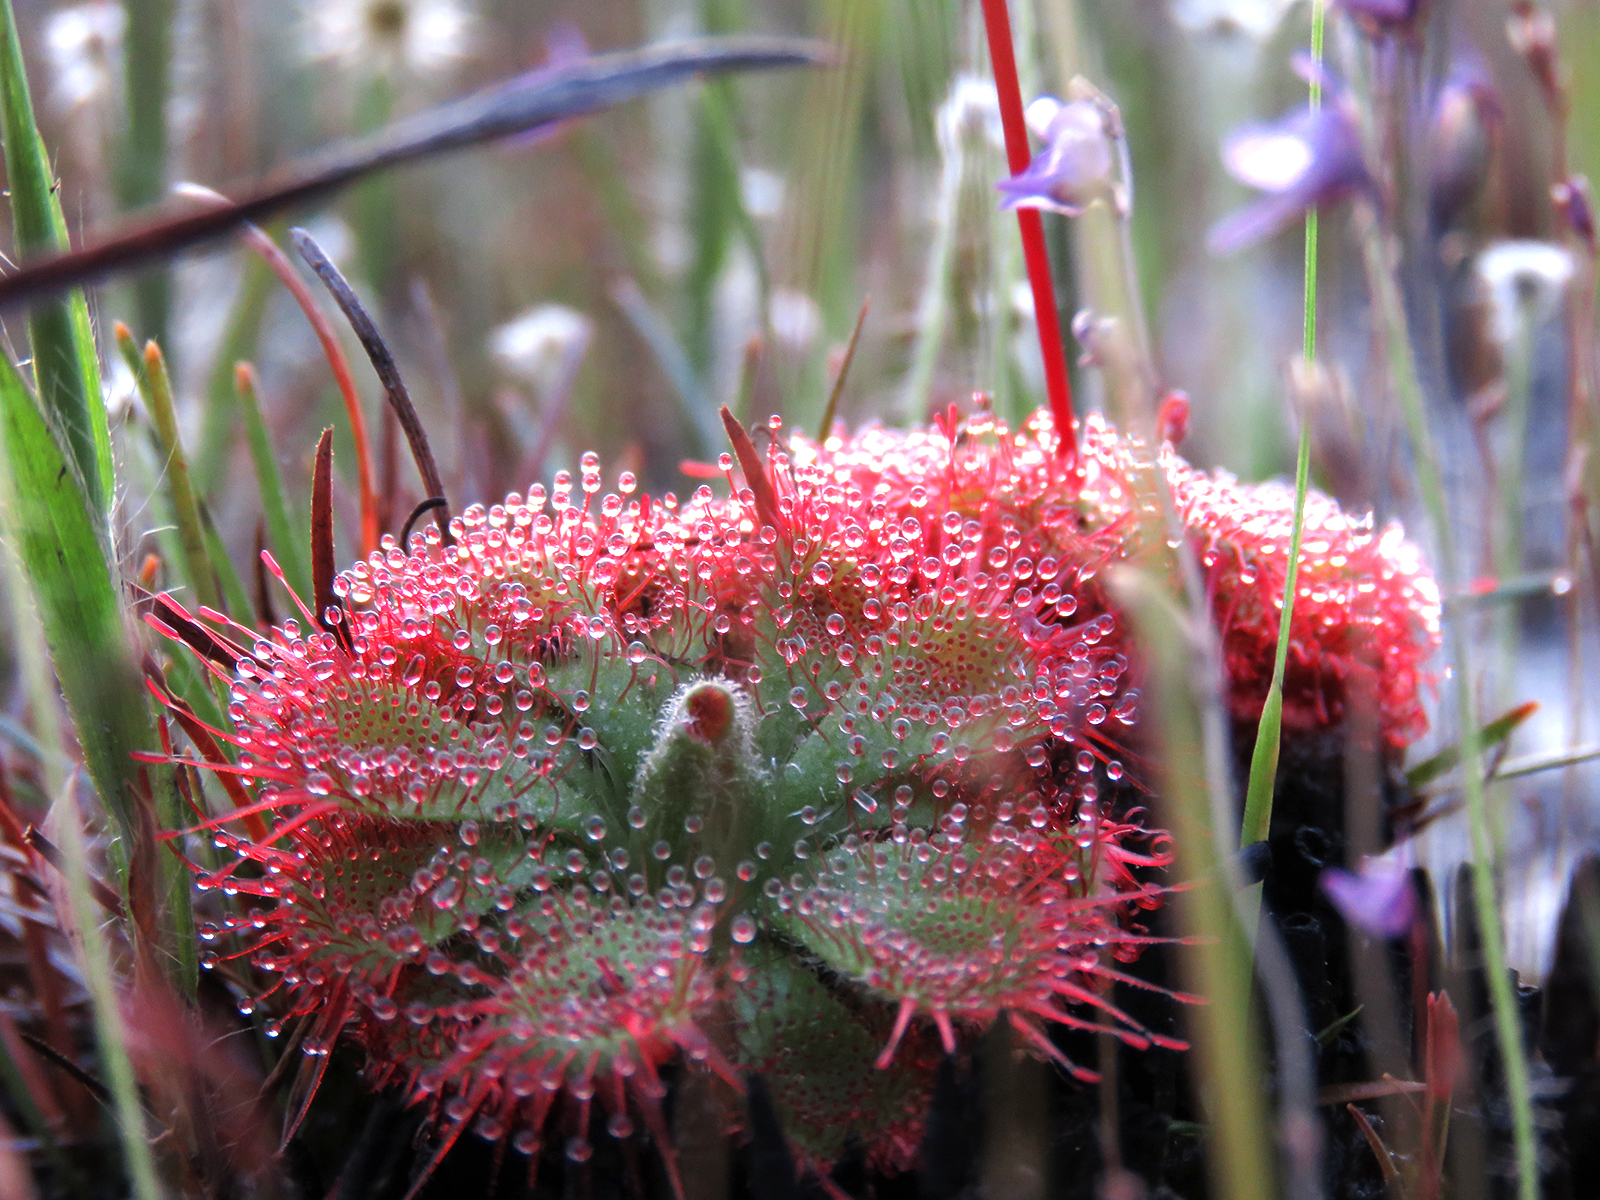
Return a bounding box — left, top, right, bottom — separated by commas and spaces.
980, 0, 1077, 457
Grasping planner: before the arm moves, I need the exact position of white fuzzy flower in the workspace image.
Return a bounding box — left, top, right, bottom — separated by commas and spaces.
1476, 240, 1575, 347
44, 2, 125, 110
1169, 0, 1297, 39
490, 305, 594, 397
935, 75, 1004, 158
303, 0, 473, 75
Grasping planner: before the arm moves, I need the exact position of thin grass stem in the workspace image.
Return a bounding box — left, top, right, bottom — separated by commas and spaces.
116, 327, 221, 614
1355, 194, 1541, 1200
3, 543, 162, 1200
900, 87, 965, 420
235, 363, 313, 602
1240, 0, 1325, 858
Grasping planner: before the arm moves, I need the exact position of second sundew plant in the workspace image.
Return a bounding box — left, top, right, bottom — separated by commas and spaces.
150, 403, 1439, 1188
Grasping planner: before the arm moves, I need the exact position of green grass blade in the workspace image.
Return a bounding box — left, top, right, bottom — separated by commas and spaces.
1404, 701, 1539, 788
52, 778, 163, 1200
1111, 566, 1274, 1200
0, 354, 148, 842
201, 504, 253, 623
116, 328, 221, 613
1239, 0, 1325, 853
1342, 16, 1538, 1187
5, 539, 163, 1200
0, 343, 197, 991
699, 80, 773, 375
611, 277, 719, 455
900, 93, 961, 421
195, 247, 274, 496
236, 361, 312, 602
0, 0, 111, 514
119, 0, 174, 344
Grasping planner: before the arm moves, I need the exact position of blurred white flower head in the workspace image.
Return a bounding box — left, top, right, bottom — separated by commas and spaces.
44, 2, 125, 111
304, 0, 473, 74
490, 305, 594, 397
935, 75, 1004, 157
769, 289, 823, 351
1476, 240, 1575, 347
739, 167, 785, 220
1169, 0, 1297, 39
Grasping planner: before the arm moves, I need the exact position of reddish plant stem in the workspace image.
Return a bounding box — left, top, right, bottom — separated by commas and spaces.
173, 185, 381, 557
979, 0, 1075, 460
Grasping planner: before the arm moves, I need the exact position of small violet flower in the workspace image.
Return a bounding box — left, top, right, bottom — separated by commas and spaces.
1339, 0, 1421, 29
1208, 55, 1368, 253
1321, 855, 1419, 939
1429, 54, 1502, 227
997, 94, 1116, 217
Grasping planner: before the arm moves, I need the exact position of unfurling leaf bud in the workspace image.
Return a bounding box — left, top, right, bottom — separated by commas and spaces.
633, 679, 762, 856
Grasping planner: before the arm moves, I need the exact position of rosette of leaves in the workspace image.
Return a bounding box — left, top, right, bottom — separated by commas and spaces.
161, 408, 1438, 1189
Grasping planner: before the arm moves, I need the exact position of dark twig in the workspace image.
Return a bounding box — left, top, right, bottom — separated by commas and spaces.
310, 429, 348, 652
818, 296, 869, 440
291, 230, 454, 545
0, 38, 830, 310
23, 829, 124, 917
400, 498, 449, 549
19, 1032, 112, 1107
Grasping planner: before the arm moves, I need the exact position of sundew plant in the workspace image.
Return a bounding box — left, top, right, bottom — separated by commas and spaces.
0, 1, 1595, 1199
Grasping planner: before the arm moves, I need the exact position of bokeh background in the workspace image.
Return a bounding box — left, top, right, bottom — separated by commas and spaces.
10, 0, 1583, 507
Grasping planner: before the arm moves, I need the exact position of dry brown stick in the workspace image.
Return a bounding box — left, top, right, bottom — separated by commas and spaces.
293, 230, 454, 546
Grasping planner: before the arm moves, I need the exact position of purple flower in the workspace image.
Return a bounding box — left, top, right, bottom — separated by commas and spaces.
1320, 857, 1419, 939
996, 95, 1115, 217
1339, 0, 1421, 26
1430, 53, 1502, 226
1207, 57, 1369, 253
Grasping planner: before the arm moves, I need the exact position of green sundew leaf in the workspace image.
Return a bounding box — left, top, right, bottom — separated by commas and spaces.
0, 353, 148, 841
1405, 700, 1540, 789
731, 948, 933, 1167
116, 329, 221, 612
0, 0, 110, 514
235, 363, 312, 602
546, 651, 670, 789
